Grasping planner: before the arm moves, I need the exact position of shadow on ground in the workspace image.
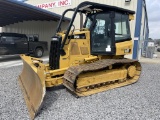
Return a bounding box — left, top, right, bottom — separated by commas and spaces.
36, 85, 65, 117
0, 55, 21, 62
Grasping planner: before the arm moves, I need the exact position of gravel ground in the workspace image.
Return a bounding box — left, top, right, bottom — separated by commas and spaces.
0, 63, 160, 120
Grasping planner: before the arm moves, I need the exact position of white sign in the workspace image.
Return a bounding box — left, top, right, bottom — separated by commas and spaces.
106, 45, 111, 52
134, 37, 139, 40
148, 42, 154, 47
37, 0, 71, 9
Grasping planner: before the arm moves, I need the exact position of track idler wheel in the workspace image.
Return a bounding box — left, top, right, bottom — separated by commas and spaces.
127, 65, 136, 78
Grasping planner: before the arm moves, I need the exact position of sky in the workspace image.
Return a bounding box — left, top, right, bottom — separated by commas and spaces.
146, 0, 160, 39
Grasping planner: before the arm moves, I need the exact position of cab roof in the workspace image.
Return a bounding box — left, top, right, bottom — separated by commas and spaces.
78, 1, 135, 14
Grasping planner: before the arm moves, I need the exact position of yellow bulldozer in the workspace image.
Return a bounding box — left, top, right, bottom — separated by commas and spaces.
18, 1, 141, 119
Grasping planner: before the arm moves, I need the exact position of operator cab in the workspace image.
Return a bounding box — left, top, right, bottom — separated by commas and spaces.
84, 10, 131, 55
54, 2, 134, 55
50, 1, 134, 69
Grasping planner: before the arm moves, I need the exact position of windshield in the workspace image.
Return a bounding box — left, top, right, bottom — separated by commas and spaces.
114, 13, 131, 41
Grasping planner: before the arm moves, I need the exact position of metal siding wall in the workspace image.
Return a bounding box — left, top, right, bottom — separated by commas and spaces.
132, 0, 148, 60
137, 4, 145, 59
132, 0, 143, 59
2, 21, 69, 51
141, 6, 145, 39
26, 0, 137, 15
144, 1, 149, 40
25, 0, 137, 42
142, 1, 149, 55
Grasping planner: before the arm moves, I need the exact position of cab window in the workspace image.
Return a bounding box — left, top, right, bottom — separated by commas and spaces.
115, 13, 131, 42
1, 36, 14, 43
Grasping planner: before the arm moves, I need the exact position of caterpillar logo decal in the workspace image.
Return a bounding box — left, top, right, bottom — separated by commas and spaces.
124, 49, 131, 53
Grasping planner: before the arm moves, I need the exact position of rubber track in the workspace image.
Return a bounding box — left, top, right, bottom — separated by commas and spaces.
63, 59, 138, 92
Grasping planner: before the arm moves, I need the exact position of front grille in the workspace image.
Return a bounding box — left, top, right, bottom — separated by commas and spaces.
49, 36, 62, 70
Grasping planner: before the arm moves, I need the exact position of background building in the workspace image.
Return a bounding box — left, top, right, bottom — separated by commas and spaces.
1, 0, 149, 59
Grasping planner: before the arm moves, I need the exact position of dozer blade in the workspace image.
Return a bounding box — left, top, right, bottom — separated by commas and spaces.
18, 55, 46, 120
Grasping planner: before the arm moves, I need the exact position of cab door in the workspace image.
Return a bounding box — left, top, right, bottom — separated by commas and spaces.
89, 12, 115, 55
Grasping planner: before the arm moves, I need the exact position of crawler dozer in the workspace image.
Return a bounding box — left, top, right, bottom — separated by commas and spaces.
18, 1, 141, 119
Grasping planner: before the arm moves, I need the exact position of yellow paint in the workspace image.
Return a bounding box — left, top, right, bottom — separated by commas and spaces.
59, 30, 91, 68
20, 31, 134, 88
77, 69, 127, 88
129, 14, 134, 20
116, 40, 132, 55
